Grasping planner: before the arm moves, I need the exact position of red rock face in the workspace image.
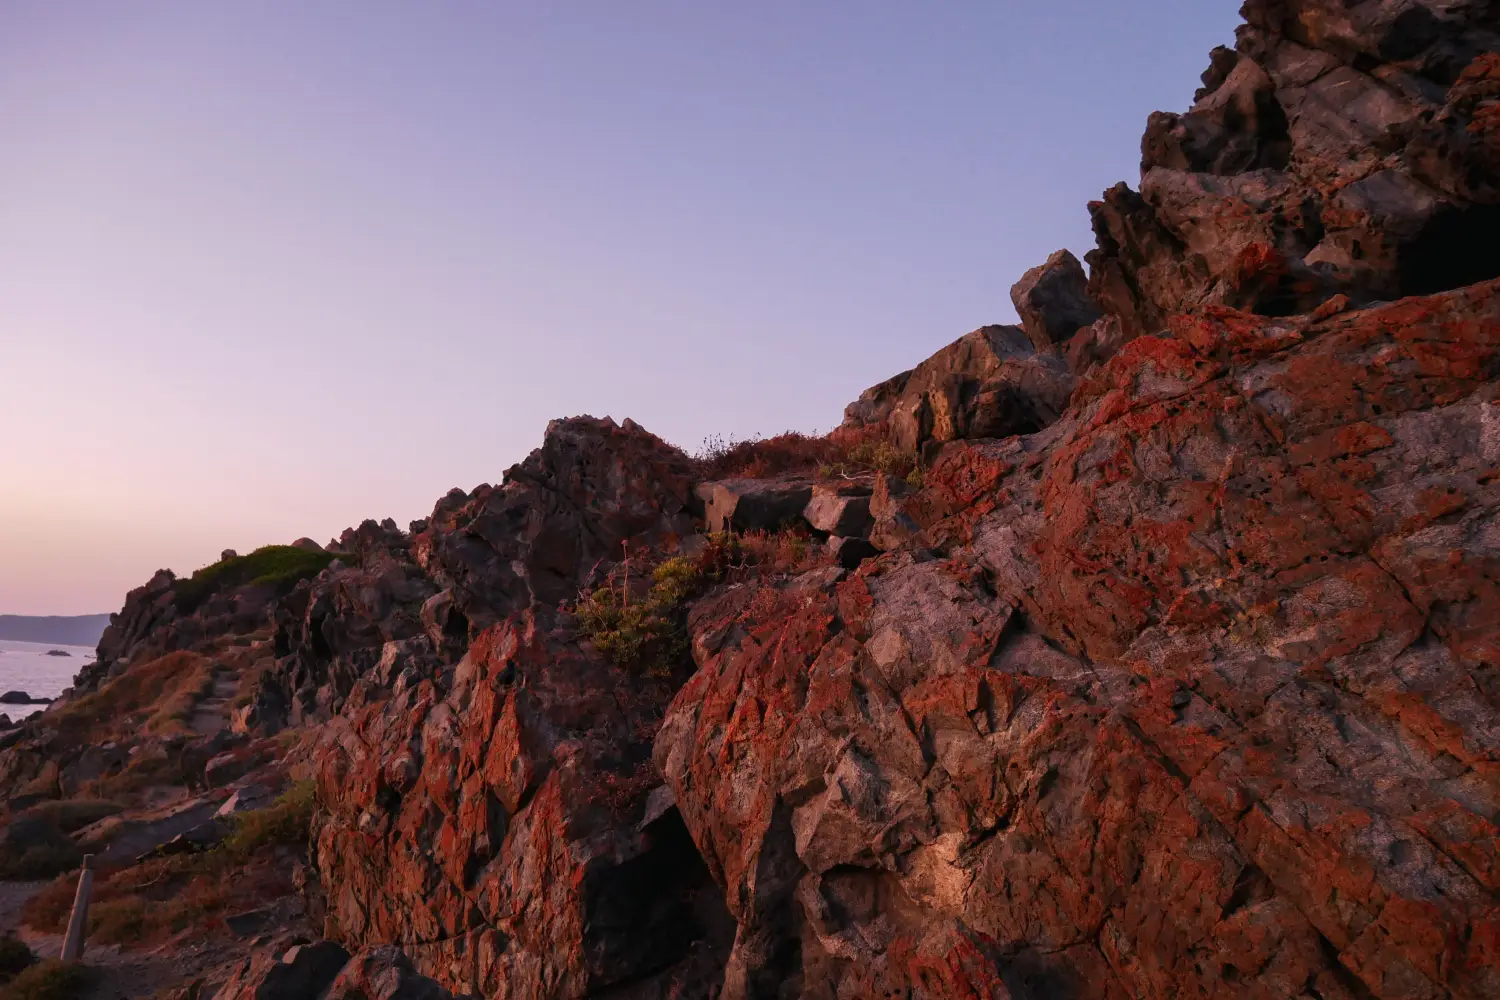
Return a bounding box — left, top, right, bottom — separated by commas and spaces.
655, 281, 1500, 999
313, 609, 733, 999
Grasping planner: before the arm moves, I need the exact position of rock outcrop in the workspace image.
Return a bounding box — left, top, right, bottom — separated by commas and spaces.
312, 609, 733, 998
1089, 0, 1500, 346
840, 325, 1074, 456
1010, 249, 1104, 354
658, 282, 1500, 999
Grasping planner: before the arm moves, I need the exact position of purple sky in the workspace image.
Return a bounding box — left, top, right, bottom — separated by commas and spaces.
0, 2, 1243, 615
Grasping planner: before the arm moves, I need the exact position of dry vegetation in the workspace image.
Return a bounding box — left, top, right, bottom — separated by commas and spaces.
694, 425, 917, 482
21, 782, 316, 950
576, 528, 832, 676
0, 960, 92, 1000
49, 652, 214, 743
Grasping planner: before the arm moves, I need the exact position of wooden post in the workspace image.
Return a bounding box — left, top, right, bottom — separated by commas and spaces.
60, 854, 93, 961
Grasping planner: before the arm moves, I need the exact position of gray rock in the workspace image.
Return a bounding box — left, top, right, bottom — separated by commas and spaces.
842, 326, 1075, 455
325, 946, 477, 1000
215, 783, 272, 819
217, 940, 351, 1000
702, 479, 815, 534
1009, 249, 1102, 351
803, 488, 873, 538
868, 474, 920, 552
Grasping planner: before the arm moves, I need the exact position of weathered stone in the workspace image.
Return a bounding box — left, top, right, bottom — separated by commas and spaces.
204, 742, 275, 788
842, 326, 1075, 454
216, 940, 350, 1000
215, 783, 273, 819
703, 479, 816, 534
1010, 249, 1103, 351
414, 416, 700, 628
324, 946, 477, 1000
662, 282, 1500, 999
826, 536, 879, 569
1085, 0, 1500, 346
803, 487, 873, 538
868, 473, 921, 553
313, 609, 733, 999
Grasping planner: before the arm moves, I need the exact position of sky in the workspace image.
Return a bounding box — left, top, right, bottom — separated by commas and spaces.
0, 1, 1244, 615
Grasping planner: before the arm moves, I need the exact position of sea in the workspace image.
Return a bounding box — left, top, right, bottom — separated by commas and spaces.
0, 638, 93, 717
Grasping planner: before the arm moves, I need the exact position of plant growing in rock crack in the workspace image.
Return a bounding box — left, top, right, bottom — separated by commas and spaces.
575, 556, 704, 677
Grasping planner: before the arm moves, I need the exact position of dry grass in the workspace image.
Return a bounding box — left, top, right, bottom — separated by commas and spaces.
222, 780, 316, 859
83, 752, 176, 800
49, 652, 213, 743
694, 424, 915, 481
11, 800, 122, 834
22, 848, 297, 950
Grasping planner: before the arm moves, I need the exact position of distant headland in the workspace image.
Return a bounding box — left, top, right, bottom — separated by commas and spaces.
0, 614, 110, 647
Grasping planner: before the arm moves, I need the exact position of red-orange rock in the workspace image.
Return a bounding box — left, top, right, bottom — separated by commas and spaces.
313, 609, 732, 999
655, 281, 1500, 999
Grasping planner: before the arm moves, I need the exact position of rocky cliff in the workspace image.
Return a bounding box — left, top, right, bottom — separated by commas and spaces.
6, 2, 1500, 997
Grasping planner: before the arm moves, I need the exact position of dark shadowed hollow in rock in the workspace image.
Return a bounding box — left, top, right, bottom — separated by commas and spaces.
1399, 203, 1500, 296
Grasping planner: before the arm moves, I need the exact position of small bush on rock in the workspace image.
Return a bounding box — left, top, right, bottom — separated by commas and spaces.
223, 780, 317, 859
0, 938, 35, 983
576, 558, 702, 676
0, 961, 92, 1000
695, 425, 915, 481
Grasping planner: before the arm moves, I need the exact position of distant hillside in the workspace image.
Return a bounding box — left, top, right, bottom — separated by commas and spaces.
0, 614, 110, 647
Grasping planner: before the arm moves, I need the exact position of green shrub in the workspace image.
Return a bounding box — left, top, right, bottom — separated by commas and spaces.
174, 546, 342, 613
0, 960, 92, 1000
576, 557, 711, 676
0, 937, 35, 984
222, 780, 317, 859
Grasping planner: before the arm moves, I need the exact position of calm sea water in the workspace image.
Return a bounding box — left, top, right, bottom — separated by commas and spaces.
0, 639, 93, 717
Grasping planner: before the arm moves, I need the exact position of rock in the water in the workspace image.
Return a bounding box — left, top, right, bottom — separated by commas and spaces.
0, 692, 49, 705
1010, 248, 1103, 351
43, 650, 69, 658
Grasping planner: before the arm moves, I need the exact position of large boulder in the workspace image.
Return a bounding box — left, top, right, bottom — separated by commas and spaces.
656, 281, 1500, 999
841, 326, 1074, 455
1010, 249, 1103, 352
217, 940, 352, 1000
701, 479, 817, 534
413, 416, 700, 629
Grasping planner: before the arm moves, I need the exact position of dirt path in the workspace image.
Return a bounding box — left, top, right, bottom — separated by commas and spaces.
189, 669, 239, 738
